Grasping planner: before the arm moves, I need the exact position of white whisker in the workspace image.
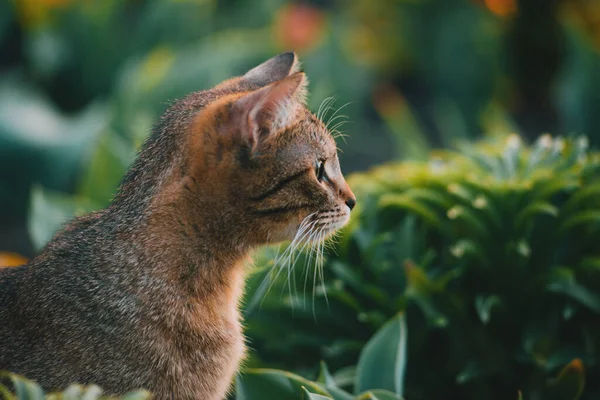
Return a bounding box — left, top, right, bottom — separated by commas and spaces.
325, 102, 352, 130
258, 213, 317, 308
316, 96, 338, 121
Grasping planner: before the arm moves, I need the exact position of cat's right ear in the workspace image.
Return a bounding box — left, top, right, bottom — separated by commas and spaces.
242, 52, 300, 87
232, 72, 307, 151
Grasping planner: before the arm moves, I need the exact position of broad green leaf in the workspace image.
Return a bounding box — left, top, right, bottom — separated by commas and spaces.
355, 314, 408, 396
237, 369, 331, 400
303, 387, 333, 400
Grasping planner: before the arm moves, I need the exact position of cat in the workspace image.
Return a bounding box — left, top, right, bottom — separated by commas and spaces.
0, 52, 356, 399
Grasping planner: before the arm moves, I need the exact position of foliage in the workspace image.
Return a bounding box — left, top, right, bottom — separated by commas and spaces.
243, 134, 600, 400
0, 372, 150, 400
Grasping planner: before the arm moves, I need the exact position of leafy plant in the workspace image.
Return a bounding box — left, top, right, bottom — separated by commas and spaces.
236, 314, 407, 399
0, 372, 150, 400
244, 134, 600, 400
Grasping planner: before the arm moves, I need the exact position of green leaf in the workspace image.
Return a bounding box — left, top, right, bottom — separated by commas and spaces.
303, 387, 333, 400
446, 205, 490, 240
28, 185, 97, 251
456, 361, 484, 385
449, 239, 487, 264
534, 178, 580, 202
120, 390, 153, 400
1, 373, 45, 400
545, 359, 585, 400
78, 129, 134, 207
514, 202, 559, 231
559, 211, 600, 233
355, 313, 408, 396
581, 257, 600, 271
475, 295, 502, 324
81, 385, 103, 400
547, 268, 600, 314
61, 384, 83, 399
237, 369, 331, 400
355, 389, 405, 400
332, 366, 356, 389
317, 362, 354, 400
562, 182, 600, 213
378, 194, 443, 230
402, 187, 453, 210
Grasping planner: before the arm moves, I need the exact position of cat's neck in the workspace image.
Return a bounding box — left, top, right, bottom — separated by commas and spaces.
111, 172, 251, 306
97, 96, 253, 307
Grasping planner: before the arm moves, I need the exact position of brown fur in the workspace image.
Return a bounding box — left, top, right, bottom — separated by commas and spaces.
0, 52, 355, 399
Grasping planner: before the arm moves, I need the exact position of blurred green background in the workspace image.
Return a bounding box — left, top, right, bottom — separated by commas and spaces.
1, 0, 600, 399
1, 0, 600, 257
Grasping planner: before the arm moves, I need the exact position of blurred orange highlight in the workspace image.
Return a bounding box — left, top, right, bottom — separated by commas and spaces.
0, 252, 28, 268
275, 3, 326, 52
485, 0, 517, 16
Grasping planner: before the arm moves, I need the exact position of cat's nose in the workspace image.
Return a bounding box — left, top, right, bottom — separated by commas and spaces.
345, 198, 356, 211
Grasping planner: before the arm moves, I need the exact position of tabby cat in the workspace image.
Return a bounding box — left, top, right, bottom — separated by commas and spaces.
0, 52, 356, 399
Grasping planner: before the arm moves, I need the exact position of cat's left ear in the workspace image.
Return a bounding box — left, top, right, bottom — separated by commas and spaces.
243, 52, 300, 87
233, 72, 307, 150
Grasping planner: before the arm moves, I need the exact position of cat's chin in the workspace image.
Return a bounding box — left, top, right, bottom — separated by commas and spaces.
319, 212, 351, 239
265, 209, 350, 245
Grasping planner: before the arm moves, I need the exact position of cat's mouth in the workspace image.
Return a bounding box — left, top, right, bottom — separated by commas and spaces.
314, 208, 349, 235
292, 206, 349, 243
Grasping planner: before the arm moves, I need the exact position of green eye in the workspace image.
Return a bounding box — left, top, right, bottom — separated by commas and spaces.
316, 160, 325, 182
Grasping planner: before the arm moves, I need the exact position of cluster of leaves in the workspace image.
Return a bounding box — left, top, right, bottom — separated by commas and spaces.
243, 134, 600, 400
0, 372, 150, 400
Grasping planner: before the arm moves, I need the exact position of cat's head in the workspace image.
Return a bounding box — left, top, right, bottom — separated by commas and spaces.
184, 53, 355, 246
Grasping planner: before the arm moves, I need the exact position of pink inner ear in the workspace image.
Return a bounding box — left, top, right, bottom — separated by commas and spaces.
235, 73, 306, 150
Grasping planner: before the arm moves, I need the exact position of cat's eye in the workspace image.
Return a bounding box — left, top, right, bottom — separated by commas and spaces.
316, 160, 325, 182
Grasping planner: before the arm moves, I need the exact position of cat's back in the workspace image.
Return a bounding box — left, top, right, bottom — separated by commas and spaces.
0, 213, 150, 391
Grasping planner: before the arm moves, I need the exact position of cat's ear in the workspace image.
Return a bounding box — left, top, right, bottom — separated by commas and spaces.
234, 72, 307, 150
243, 52, 301, 87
